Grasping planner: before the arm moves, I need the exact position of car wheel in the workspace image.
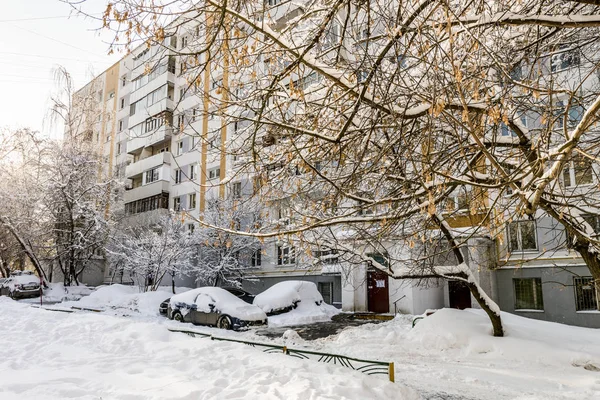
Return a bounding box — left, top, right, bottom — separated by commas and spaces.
217, 315, 232, 330
172, 311, 184, 322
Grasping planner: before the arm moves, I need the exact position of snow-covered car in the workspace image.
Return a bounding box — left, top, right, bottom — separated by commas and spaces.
167, 287, 267, 330
0, 274, 41, 299
253, 281, 324, 316
159, 287, 255, 317
159, 298, 170, 315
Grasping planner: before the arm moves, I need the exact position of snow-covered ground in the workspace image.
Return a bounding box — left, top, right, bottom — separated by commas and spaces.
0, 298, 414, 400
311, 309, 600, 399
8, 285, 600, 399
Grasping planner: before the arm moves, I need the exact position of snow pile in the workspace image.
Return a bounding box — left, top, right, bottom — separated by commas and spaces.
0, 300, 415, 399
61, 284, 188, 316
411, 308, 600, 368
170, 287, 267, 321
38, 283, 93, 302
316, 309, 600, 399
253, 281, 340, 326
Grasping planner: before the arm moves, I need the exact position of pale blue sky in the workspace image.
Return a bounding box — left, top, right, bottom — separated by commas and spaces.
0, 0, 121, 138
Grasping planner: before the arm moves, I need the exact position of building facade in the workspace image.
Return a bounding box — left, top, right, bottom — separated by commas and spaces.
72, 4, 599, 327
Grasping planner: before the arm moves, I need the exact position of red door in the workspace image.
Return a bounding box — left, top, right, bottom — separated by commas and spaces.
448, 280, 471, 309
367, 270, 389, 313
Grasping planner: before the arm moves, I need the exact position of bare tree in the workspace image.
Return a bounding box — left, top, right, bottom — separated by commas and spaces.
191, 197, 262, 287
108, 212, 196, 292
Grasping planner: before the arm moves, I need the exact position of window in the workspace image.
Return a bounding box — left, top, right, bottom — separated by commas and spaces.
173, 197, 181, 211
500, 123, 518, 137
232, 182, 242, 198
314, 249, 339, 265
582, 214, 600, 237
176, 140, 184, 156
278, 206, 291, 224
188, 224, 195, 234
267, 0, 281, 5
145, 167, 159, 184
211, 78, 222, 90
189, 193, 197, 209
508, 220, 538, 252
357, 71, 368, 83
121, 76, 126, 87
514, 278, 544, 310
277, 245, 296, 266
189, 164, 197, 180
176, 114, 185, 130
563, 156, 594, 187
208, 168, 220, 180
551, 49, 580, 72
174, 168, 182, 184
574, 277, 598, 311
318, 282, 334, 305
321, 21, 340, 50
120, 98, 125, 110
180, 36, 188, 49
130, 103, 136, 116
145, 117, 161, 133
118, 120, 123, 132
251, 249, 262, 267
116, 142, 122, 155
446, 186, 470, 213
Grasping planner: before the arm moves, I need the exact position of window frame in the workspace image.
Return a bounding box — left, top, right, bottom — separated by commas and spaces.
574, 277, 599, 311
507, 220, 538, 252
188, 193, 197, 209
513, 278, 544, 311
277, 245, 296, 266
562, 156, 594, 188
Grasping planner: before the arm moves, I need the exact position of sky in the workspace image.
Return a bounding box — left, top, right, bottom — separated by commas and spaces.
0, 0, 122, 139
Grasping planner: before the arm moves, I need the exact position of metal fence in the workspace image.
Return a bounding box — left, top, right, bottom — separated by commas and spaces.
168, 328, 395, 382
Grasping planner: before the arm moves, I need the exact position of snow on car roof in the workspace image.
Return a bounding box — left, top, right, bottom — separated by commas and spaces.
10, 275, 40, 285
253, 281, 323, 314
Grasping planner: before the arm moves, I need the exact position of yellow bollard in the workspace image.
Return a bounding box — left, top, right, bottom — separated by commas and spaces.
389, 362, 395, 383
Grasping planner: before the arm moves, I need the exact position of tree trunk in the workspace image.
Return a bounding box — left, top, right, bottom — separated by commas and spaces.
432, 213, 504, 337
171, 273, 176, 294
460, 273, 504, 337
0, 218, 48, 284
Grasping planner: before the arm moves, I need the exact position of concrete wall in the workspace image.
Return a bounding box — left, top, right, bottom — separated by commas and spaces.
496, 265, 600, 328
50, 259, 106, 287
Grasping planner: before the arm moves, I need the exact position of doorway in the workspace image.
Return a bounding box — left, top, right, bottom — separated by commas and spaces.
448, 280, 472, 309
367, 269, 390, 313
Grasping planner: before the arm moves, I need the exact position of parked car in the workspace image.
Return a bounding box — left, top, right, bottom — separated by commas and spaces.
220, 286, 255, 304
0, 274, 41, 299
167, 287, 267, 330
159, 298, 170, 315
159, 287, 255, 316
253, 281, 324, 316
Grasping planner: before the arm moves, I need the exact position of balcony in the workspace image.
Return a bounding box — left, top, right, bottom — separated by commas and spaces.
126, 152, 171, 179
124, 179, 170, 203
129, 98, 175, 127
127, 124, 173, 154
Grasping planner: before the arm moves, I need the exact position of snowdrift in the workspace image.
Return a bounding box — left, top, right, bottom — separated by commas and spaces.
61, 284, 189, 316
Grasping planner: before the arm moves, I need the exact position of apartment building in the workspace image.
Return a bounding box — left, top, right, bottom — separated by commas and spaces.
74, 4, 598, 326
